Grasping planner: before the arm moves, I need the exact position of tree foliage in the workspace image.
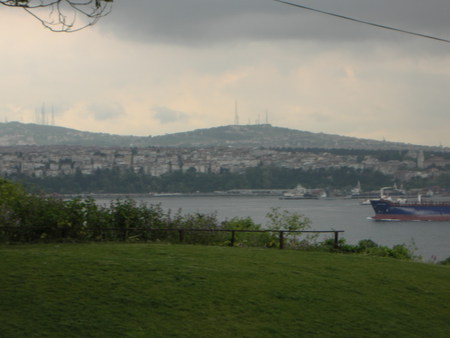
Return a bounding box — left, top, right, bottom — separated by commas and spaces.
319, 238, 417, 260
7, 165, 395, 195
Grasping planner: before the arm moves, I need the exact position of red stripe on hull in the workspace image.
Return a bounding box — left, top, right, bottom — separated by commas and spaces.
372, 214, 450, 221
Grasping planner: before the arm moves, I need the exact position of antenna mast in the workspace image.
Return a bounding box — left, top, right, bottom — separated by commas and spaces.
41, 103, 46, 125
234, 100, 239, 125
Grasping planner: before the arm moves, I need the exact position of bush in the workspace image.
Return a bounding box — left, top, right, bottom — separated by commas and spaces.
438, 257, 450, 265
264, 207, 316, 249
221, 217, 272, 247
315, 238, 415, 261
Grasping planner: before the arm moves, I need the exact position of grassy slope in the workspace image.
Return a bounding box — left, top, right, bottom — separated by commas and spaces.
0, 244, 449, 337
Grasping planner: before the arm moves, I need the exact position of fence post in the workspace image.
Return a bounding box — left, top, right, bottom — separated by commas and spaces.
279, 231, 284, 249
334, 231, 339, 249
230, 230, 235, 247
122, 228, 128, 242
179, 230, 184, 243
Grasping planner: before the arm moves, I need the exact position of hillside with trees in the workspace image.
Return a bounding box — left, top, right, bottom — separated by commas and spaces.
9, 165, 396, 195
0, 122, 444, 151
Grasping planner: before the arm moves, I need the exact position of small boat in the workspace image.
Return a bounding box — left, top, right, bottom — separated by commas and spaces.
150, 192, 182, 197
280, 193, 318, 200
280, 184, 318, 200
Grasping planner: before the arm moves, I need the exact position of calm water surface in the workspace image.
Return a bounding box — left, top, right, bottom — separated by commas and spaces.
97, 195, 450, 261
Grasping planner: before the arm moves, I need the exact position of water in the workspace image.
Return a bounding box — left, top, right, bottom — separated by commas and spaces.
96, 195, 450, 262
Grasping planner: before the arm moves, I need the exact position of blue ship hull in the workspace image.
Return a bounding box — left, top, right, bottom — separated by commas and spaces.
370, 199, 450, 221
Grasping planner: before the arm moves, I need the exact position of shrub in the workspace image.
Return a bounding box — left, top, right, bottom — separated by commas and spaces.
388, 244, 414, 260
264, 207, 317, 249
221, 217, 271, 247
171, 212, 224, 245
315, 238, 415, 261
439, 257, 450, 265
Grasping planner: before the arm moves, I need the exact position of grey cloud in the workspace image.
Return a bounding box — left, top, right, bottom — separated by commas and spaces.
101, 0, 450, 46
87, 102, 125, 121
152, 106, 189, 124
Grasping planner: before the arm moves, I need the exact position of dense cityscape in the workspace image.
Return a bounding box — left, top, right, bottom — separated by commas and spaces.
2, 123, 450, 194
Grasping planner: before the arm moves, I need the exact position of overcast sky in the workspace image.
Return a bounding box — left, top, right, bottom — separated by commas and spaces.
1, 0, 449, 146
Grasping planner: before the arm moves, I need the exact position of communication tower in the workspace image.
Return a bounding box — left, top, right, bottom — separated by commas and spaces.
234, 100, 239, 125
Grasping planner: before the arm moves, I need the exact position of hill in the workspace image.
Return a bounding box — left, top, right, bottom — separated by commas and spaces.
1, 243, 449, 337
148, 124, 422, 150
0, 121, 146, 147
0, 121, 442, 150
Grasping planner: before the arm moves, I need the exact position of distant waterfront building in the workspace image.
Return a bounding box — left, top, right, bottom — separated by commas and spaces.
417, 151, 425, 169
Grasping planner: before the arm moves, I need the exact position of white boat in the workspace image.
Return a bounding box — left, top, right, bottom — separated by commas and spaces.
280, 184, 318, 200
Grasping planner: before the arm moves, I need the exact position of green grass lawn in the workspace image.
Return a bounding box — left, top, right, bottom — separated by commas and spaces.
1, 243, 449, 337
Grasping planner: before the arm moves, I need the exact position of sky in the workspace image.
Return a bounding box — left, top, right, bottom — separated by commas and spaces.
0, 0, 449, 146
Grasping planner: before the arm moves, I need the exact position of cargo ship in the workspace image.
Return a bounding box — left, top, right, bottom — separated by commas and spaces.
370, 196, 450, 221
369, 186, 450, 221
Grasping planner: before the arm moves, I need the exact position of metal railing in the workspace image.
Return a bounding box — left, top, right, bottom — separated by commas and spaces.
0, 226, 344, 249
